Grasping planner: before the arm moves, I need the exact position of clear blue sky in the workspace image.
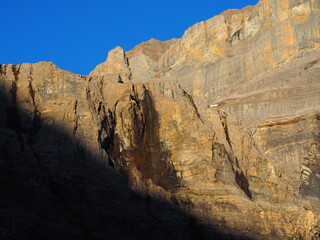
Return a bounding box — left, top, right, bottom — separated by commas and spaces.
1, 0, 258, 75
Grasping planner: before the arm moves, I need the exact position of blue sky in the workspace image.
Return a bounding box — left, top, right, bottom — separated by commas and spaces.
1, 0, 258, 75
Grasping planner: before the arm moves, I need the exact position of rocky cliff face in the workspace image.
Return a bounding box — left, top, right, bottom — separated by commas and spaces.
1, 0, 320, 239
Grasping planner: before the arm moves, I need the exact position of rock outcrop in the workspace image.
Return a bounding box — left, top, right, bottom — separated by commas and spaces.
1, 0, 319, 239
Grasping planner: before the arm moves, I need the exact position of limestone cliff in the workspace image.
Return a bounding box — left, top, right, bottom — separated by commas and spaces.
1, 0, 320, 239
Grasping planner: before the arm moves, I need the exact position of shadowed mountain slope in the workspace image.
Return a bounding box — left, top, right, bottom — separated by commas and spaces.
1, 0, 320, 239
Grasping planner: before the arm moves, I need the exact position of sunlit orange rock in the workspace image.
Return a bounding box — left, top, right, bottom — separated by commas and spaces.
0, 0, 319, 239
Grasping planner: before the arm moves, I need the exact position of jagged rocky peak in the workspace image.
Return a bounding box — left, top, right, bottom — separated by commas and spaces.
0, 0, 320, 239
90, 46, 132, 83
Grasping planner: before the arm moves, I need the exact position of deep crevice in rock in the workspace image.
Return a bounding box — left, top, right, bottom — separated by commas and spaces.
73, 100, 78, 136
235, 171, 253, 200
98, 110, 116, 169
182, 89, 204, 124
219, 112, 232, 148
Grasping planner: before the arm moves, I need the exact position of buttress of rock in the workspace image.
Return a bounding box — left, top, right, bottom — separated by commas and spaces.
90, 46, 132, 83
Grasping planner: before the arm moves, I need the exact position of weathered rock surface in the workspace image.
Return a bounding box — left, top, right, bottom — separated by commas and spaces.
1, 0, 320, 239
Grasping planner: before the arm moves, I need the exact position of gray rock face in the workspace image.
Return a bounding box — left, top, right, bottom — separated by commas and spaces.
0, 0, 320, 239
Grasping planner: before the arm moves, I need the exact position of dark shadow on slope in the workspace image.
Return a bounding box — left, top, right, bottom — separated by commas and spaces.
0, 81, 253, 240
